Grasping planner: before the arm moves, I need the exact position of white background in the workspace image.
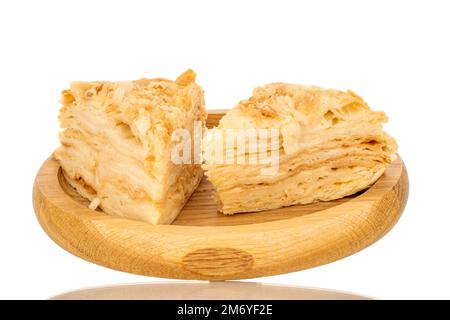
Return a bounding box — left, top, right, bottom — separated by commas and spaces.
0, 0, 449, 299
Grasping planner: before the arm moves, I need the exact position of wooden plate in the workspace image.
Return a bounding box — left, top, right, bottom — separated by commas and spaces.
32, 110, 409, 280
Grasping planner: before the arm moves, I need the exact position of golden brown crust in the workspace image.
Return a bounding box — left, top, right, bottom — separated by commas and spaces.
218, 83, 387, 130
175, 69, 197, 86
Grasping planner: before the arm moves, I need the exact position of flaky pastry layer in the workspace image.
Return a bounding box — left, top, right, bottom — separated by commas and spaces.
55, 69, 206, 224
203, 83, 398, 214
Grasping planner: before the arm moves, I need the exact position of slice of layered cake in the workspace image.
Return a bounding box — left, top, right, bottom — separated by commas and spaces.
55, 69, 206, 224
202, 83, 398, 214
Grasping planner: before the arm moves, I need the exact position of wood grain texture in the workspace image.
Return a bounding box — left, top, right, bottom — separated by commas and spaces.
32, 111, 409, 280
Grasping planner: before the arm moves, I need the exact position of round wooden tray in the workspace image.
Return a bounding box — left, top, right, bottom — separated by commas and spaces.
33, 111, 408, 280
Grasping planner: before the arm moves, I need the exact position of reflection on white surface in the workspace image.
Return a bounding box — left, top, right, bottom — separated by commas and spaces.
51, 281, 372, 300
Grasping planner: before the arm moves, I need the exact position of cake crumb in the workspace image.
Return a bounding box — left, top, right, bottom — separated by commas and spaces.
88, 197, 100, 210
